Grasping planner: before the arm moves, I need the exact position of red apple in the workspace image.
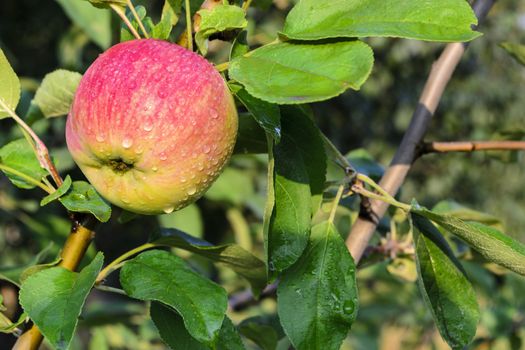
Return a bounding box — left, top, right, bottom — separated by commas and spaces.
66, 39, 238, 215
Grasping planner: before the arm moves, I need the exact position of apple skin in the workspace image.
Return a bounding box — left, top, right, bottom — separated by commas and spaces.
66, 39, 238, 215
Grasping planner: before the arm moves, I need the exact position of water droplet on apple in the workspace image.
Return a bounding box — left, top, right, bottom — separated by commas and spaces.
181, 177, 187, 183
143, 120, 154, 132
152, 166, 158, 172
210, 109, 218, 119
163, 207, 175, 214
198, 164, 205, 171
158, 90, 167, 98
203, 145, 211, 154
129, 81, 137, 90
122, 138, 133, 149
96, 134, 105, 142
159, 153, 167, 161
187, 186, 197, 195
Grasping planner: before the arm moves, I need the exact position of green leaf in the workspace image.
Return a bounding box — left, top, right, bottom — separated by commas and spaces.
412, 206, 525, 276
268, 106, 326, 272
59, 181, 112, 222
56, 0, 112, 49
120, 250, 228, 344
0, 139, 48, 189
205, 167, 255, 205
33, 69, 82, 118
153, 229, 267, 296
500, 42, 525, 66
195, 4, 247, 55
19, 256, 62, 284
0, 49, 20, 119
262, 133, 276, 276
233, 113, 268, 154
282, 0, 481, 42
19, 253, 104, 350
230, 31, 249, 60
238, 318, 280, 350
41, 175, 73, 206
229, 41, 374, 104
431, 200, 503, 230
413, 214, 480, 350
151, 302, 245, 350
277, 221, 358, 350
346, 148, 384, 178
151, 0, 179, 40
233, 87, 281, 141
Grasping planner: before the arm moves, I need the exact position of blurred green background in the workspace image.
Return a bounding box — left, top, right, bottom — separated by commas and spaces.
0, 0, 524, 349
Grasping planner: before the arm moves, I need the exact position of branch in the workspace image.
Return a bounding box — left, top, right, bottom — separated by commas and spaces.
13, 215, 98, 350
345, 0, 496, 263
421, 140, 525, 154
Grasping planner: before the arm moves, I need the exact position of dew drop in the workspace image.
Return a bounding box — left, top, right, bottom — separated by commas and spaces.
181, 177, 187, 183
163, 207, 175, 214
96, 134, 105, 142
158, 90, 167, 98
186, 186, 197, 195
210, 108, 219, 119
129, 81, 137, 90
197, 164, 205, 171
159, 152, 168, 161
122, 138, 133, 149
203, 145, 211, 154
152, 166, 158, 172
342, 300, 356, 315
143, 121, 154, 132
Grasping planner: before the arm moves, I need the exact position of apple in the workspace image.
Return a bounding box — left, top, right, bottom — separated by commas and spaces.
66, 39, 238, 215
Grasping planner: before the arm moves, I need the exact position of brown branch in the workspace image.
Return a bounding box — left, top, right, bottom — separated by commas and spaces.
13, 215, 98, 350
345, 0, 496, 263
421, 140, 525, 154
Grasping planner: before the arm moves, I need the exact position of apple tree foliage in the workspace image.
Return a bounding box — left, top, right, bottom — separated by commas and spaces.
1, 1, 525, 349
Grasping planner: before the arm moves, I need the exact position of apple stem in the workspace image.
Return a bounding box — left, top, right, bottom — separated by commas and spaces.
0, 98, 63, 188
126, 0, 149, 39
184, 0, 194, 51
110, 4, 141, 40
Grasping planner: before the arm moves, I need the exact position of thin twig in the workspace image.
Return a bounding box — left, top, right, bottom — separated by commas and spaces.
421, 140, 525, 154
184, 0, 193, 51
126, 0, 149, 38
95, 285, 128, 296
242, 0, 253, 12
96, 243, 156, 283
0, 99, 63, 188
345, 0, 496, 263
110, 4, 141, 40
215, 62, 230, 72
